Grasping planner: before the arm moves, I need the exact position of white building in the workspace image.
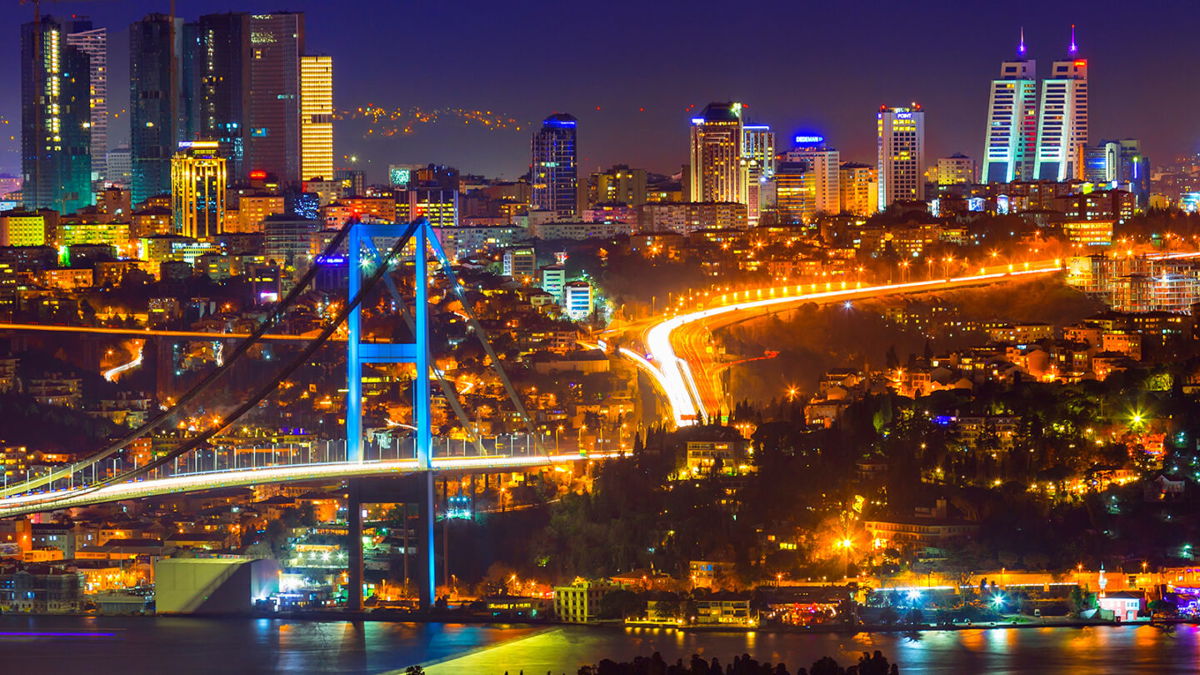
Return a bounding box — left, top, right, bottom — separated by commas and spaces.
564, 280, 593, 321
1034, 30, 1088, 181
981, 38, 1038, 183
877, 105, 926, 208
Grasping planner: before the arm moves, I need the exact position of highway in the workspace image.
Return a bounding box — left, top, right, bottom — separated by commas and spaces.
639, 262, 1068, 425
0, 451, 622, 518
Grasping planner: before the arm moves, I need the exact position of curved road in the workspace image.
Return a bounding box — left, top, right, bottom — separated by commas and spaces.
637, 262, 1067, 425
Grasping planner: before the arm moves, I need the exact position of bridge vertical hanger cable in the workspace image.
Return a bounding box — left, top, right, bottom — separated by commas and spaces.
358, 234, 488, 457
426, 234, 547, 456
0, 222, 358, 498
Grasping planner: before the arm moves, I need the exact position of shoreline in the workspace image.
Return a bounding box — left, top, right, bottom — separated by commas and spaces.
5, 610, 1195, 635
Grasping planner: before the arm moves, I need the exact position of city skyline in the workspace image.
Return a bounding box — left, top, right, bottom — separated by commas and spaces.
1, 2, 1198, 181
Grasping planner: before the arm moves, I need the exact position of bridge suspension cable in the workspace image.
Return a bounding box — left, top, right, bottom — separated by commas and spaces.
0, 221, 356, 498
4, 222, 420, 509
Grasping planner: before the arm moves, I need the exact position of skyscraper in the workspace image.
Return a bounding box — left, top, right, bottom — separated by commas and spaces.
246, 12, 305, 185
981, 30, 1037, 183
877, 104, 925, 209
171, 141, 227, 239
742, 125, 774, 226
1034, 26, 1088, 181
299, 55, 334, 181
21, 16, 92, 214
130, 14, 183, 206
65, 20, 107, 183
530, 113, 579, 220
196, 13, 251, 181
689, 102, 746, 204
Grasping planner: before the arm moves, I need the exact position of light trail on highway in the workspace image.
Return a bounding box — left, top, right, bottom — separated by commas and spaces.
641, 263, 1069, 426
102, 343, 144, 382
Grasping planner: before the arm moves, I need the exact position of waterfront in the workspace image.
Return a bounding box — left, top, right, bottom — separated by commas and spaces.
2, 617, 1200, 673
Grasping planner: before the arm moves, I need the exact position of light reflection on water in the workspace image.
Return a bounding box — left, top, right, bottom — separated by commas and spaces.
429, 623, 1200, 675
0, 616, 1196, 674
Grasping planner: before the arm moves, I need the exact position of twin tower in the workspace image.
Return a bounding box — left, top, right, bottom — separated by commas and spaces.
982, 27, 1088, 184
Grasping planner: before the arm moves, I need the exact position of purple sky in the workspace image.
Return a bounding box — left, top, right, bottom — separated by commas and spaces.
3, 0, 1199, 182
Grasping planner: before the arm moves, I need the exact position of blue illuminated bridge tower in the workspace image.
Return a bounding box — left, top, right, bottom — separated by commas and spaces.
345, 219, 437, 608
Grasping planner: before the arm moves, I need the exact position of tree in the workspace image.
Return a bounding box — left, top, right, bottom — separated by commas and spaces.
879, 606, 899, 625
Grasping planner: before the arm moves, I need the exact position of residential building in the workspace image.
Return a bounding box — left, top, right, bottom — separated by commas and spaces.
0, 212, 47, 247
937, 154, 976, 186
591, 165, 646, 206
553, 578, 619, 624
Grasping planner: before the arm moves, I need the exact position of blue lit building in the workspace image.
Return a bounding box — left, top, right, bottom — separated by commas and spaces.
531, 114, 579, 221
21, 16, 93, 215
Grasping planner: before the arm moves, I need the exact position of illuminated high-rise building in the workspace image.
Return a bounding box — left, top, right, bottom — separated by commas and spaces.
171, 141, 227, 239
1034, 26, 1088, 181
981, 31, 1037, 183
21, 16, 93, 215
130, 14, 184, 206
64, 20, 107, 183
196, 13, 250, 181
742, 125, 774, 226
786, 136, 840, 216
876, 104, 925, 208
299, 55, 333, 182
689, 102, 746, 204
246, 13, 305, 185
530, 113, 579, 220
839, 162, 878, 215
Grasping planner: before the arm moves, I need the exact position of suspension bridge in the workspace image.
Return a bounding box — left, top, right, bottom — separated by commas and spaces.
0, 218, 617, 609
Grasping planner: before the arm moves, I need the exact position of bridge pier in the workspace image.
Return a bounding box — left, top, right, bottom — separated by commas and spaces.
419, 470, 436, 608
347, 479, 364, 612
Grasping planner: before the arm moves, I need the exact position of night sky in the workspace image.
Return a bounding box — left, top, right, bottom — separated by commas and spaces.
2, 0, 1198, 182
